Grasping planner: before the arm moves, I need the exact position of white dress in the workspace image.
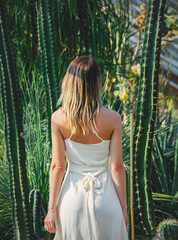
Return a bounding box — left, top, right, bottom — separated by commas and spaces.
53, 128, 129, 240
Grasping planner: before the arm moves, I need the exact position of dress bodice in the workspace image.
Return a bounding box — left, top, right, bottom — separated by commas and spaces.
64, 127, 111, 172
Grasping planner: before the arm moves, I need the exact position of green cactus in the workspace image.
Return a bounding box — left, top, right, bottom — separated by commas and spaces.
0, 1, 41, 239
156, 219, 178, 240
36, 0, 59, 147
133, 0, 166, 238
29, 189, 45, 239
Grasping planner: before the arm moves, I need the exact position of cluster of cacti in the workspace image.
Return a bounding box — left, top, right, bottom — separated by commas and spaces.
36, 0, 59, 147
133, 0, 166, 238
156, 219, 178, 240
0, 1, 42, 239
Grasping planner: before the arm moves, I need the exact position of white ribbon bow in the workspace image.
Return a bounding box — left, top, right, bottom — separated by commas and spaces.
81, 172, 102, 193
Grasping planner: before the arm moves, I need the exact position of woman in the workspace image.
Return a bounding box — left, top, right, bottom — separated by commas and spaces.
44, 55, 129, 239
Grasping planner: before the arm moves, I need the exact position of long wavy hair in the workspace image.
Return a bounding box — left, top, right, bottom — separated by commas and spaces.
56, 55, 102, 136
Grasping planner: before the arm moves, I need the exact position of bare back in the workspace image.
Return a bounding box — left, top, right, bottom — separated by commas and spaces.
57, 106, 118, 144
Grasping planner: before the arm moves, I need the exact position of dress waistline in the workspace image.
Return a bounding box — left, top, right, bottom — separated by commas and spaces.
68, 163, 108, 194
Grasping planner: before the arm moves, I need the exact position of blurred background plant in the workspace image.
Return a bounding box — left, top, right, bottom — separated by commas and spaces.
0, 0, 177, 239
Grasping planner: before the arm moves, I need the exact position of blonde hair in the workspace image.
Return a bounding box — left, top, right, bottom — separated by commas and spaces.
56, 55, 102, 136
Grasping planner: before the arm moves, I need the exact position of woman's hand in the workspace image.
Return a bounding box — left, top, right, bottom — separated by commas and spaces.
123, 209, 129, 230
44, 208, 56, 233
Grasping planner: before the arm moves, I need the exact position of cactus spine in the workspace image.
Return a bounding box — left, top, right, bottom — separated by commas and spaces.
133, 0, 166, 238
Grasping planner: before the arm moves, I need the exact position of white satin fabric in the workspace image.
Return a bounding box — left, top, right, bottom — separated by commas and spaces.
53, 129, 129, 240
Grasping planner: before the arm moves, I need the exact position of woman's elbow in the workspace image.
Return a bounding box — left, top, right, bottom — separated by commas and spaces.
50, 163, 66, 173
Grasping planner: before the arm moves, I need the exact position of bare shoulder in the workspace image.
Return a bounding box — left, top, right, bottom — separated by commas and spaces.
100, 106, 122, 125
101, 106, 120, 116
51, 107, 65, 126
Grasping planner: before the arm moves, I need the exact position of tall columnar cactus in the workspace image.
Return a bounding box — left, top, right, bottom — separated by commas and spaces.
36, 0, 59, 147
133, 0, 166, 238
0, 1, 38, 239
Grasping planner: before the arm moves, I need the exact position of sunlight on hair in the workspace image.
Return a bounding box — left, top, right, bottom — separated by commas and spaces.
56, 55, 102, 136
